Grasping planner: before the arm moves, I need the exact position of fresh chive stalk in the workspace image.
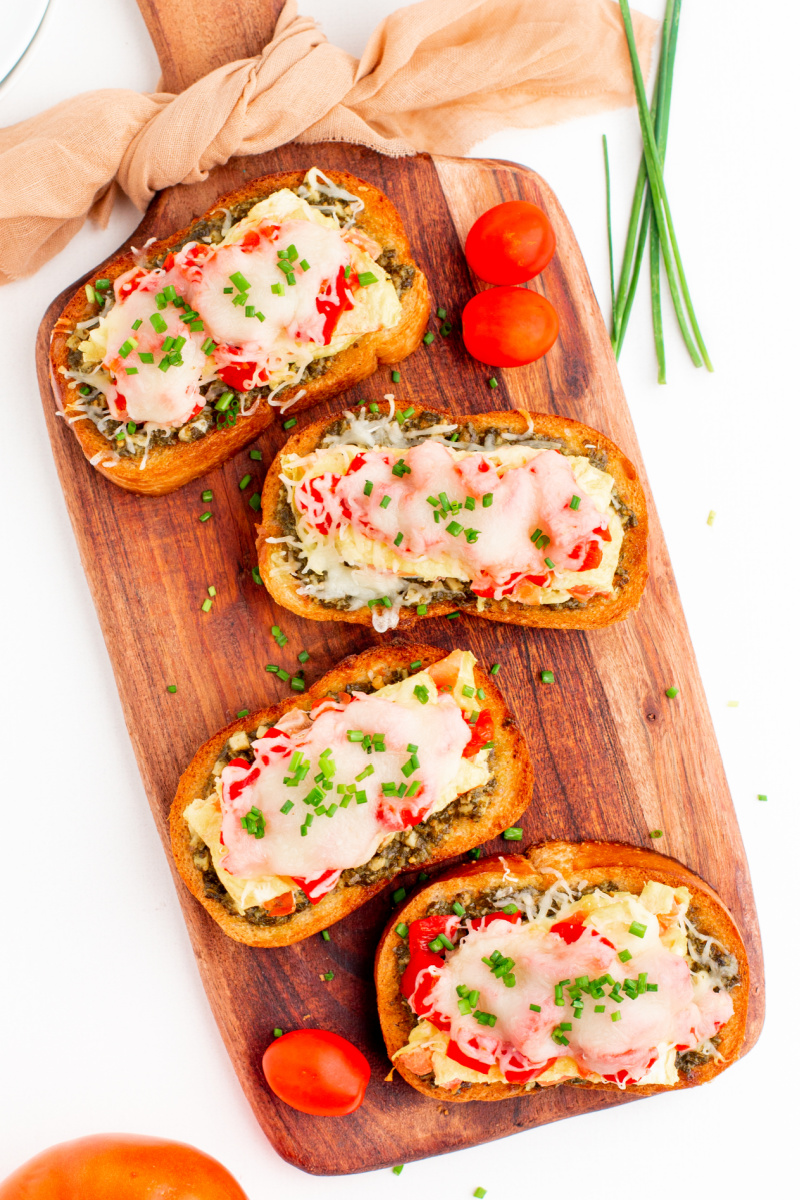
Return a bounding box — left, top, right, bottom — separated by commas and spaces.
617, 0, 711, 372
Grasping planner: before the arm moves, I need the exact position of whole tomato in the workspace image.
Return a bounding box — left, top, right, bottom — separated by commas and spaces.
262, 1029, 370, 1116
465, 200, 556, 285
462, 286, 559, 367
0, 1134, 247, 1200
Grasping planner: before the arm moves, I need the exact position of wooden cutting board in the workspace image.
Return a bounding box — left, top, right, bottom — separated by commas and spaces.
34, 0, 764, 1175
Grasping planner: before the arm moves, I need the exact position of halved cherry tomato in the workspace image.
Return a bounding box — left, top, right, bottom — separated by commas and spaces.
465, 201, 556, 285
462, 286, 559, 367
261, 1028, 370, 1116
0, 1134, 247, 1200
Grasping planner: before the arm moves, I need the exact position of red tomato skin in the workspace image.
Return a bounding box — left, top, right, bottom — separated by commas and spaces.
461, 287, 559, 367
465, 201, 556, 285
0, 1134, 247, 1200
261, 1029, 370, 1116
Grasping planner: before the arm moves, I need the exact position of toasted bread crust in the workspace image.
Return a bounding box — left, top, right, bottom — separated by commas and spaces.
375, 840, 749, 1101
257, 406, 648, 630
170, 642, 532, 947
50, 170, 430, 495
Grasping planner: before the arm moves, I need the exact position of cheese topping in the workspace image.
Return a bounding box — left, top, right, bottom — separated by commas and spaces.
73, 175, 401, 428
184, 652, 491, 913
279, 438, 623, 623
395, 882, 736, 1091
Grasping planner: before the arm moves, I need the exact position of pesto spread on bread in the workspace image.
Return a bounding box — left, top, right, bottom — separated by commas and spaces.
393, 877, 740, 1093
60, 169, 414, 469
183, 651, 496, 926
268, 406, 638, 628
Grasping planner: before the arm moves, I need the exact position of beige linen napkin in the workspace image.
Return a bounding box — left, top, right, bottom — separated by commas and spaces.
0, 0, 656, 284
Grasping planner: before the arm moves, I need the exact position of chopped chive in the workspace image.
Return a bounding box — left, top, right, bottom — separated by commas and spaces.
570, 495, 581, 510
416, 604, 428, 616
283, 418, 297, 430
446, 521, 463, 537
462, 685, 475, 698
611, 1011, 622, 1022
629, 921, 647, 938
503, 827, 523, 841
392, 370, 401, 383
544, 557, 556, 569
149, 313, 168, 333
249, 449, 263, 461
392, 888, 406, 904
271, 283, 285, 295
223, 287, 233, 294
298, 650, 309, 664
649, 829, 663, 839
441, 322, 452, 336
540, 670, 555, 684
286, 245, 298, 263
239, 474, 252, 490
207, 586, 216, 598
392, 1165, 404, 1176
201, 599, 212, 612
757, 794, 768, 802
249, 494, 261, 511
273, 1028, 283, 1038
230, 271, 250, 292
138, 352, 154, 364
380, 495, 391, 509
395, 922, 409, 938
245, 305, 255, 318
256, 311, 265, 322
502, 904, 518, 915
299, 259, 310, 272
358, 272, 378, 286
276, 669, 289, 682
707, 510, 717, 527
167, 684, 177, 694
618, 949, 632, 963
323, 970, 334, 981
665, 685, 679, 698
394, 532, 403, 546
215, 392, 234, 412
363, 480, 374, 496
488, 377, 498, 388
452, 901, 466, 917
414, 684, 429, 704
423, 331, 435, 345
94, 279, 111, 292
124, 367, 138, 375
369, 402, 379, 413
199, 512, 212, 523
446, 612, 459, 620
437, 307, 447, 320
118, 338, 136, 358
280, 800, 294, 814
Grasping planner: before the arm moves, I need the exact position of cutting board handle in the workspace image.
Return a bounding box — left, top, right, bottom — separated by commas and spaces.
136, 0, 286, 92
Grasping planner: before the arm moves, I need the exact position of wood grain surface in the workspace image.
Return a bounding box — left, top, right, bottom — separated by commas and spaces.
32, 0, 763, 1176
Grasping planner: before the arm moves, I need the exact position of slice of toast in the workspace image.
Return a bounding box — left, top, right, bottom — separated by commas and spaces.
50, 170, 430, 495
257, 405, 648, 630
170, 641, 532, 948
375, 840, 749, 1100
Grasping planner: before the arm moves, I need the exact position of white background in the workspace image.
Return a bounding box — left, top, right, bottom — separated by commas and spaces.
1, 0, 797, 1194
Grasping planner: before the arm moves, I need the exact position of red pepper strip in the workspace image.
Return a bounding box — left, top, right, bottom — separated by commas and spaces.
400, 951, 450, 1031
463, 709, 493, 758
228, 766, 261, 802
227, 757, 252, 770
504, 1052, 557, 1083
579, 542, 603, 572
217, 361, 258, 392
316, 264, 355, 344
549, 919, 587, 944
408, 915, 458, 956
445, 1038, 491, 1075
346, 453, 367, 475
468, 910, 522, 932
292, 869, 340, 905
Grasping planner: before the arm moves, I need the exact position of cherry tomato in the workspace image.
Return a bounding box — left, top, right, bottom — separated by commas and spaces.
462, 287, 559, 367
0, 1134, 247, 1200
465, 201, 556, 285
262, 1029, 370, 1116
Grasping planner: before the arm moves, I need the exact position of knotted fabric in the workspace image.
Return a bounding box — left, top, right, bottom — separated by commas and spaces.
0, 0, 656, 284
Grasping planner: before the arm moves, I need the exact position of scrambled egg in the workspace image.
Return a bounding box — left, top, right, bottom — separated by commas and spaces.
184, 655, 489, 915
394, 883, 692, 1090
78, 189, 401, 387
284, 443, 623, 604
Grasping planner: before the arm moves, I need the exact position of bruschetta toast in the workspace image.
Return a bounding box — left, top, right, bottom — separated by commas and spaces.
170, 643, 532, 947
257, 403, 647, 630
376, 840, 748, 1099
50, 168, 430, 494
